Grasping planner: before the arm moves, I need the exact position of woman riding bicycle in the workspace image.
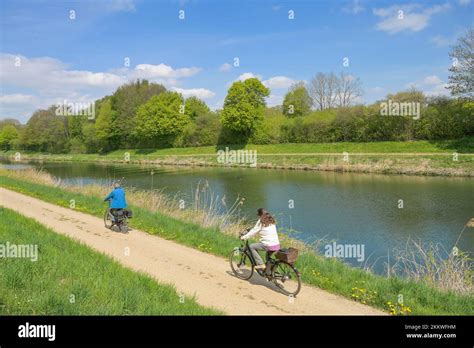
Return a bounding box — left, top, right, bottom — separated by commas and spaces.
240, 208, 280, 272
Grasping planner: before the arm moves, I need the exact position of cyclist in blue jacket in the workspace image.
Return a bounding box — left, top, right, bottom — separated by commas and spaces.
104, 181, 127, 220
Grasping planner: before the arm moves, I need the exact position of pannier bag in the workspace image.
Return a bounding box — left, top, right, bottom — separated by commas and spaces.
275, 247, 299, 264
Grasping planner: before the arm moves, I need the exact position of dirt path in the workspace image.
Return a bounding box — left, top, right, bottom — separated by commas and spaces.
0, 187, 384, 315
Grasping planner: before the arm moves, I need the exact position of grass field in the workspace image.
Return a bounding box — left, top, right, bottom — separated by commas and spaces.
3, 137, 474, 157
1, 171, 473, 315
3, 138, 473, 177
0, 207, 221, 315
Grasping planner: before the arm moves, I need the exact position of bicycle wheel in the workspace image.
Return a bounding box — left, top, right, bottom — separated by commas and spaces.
229, 248, 254, 280
104, 209, 113, 229
272, 261, 301, 296
119, 219, 128, 233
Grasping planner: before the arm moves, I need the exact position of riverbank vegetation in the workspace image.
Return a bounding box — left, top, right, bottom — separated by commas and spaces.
3, 138, 473, 177
0, 207, 220, 315
1, 169, 473, 315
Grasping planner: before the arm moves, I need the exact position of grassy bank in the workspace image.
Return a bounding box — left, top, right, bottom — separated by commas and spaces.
2, 138, 474, 177
0, 207, 220, 315
1, 170, 473, 315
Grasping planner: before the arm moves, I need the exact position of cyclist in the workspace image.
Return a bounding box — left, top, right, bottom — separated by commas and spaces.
104, 181, 127, 220
240, 208, 280, 272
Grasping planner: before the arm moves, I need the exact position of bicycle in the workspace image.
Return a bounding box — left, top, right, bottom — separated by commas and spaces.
229, 231, 302, 296
104, 201, 129, 233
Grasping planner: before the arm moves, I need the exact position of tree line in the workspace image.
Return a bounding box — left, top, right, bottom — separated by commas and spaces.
0, 29, 472, 153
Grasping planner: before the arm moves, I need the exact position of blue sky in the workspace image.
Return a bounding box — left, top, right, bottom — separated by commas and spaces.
1, 0, 472, 122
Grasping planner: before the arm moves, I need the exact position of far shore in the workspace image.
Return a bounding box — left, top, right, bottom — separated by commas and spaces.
2, 149, 473, 178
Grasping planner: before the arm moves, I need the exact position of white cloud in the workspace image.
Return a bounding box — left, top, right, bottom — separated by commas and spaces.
422, 75, 443, 85
373, 3, 450, 34
459, 0, 471, 5
266, 94, 283, 107
431, 28, 471, 48
407, 75, 444, 87
104, 0, 136, 12
406, 75, 449, 96
263, 76, 295, 89
425, 83, 450, 96
373, 3, 420, 18
369, 86, 385, 93
61, 70, 125, 87
343, 0, 365, 15
0, 53, 204, 121
431, 35, 454, 47
0, 94, 42, 122
131, 63, 201, 79
0, 54, 125, 94
219, 63, 233, 72
171, 87, 216, 99
0, 94, 36, 104
233, 73, 297, 90
235, 72, 262, 81
0, 54, 201, 92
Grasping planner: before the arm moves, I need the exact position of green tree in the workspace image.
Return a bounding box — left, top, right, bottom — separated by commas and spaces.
0, 124, 19, 150
185, 96, 210, 119
82, 122, 100, 153
0, 119, 21, 130
110, 79, 166, 148
221, 78, 270, 136
19, 106, 69, 153
94, 99, 115, 152
68, 115, 86, 140
134, 92, 190, 146
174, 113, 221, 147
282, 82, 313, 117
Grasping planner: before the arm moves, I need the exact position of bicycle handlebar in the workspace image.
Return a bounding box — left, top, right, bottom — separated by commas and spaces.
239, 227, 252, 238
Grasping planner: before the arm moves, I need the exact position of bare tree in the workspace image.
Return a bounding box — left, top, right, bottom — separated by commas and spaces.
326, 72, 339, 108
336, 72, 363, 107
447, 28, 473, 99
309, 72, 363, 109
309, 73, 327, 110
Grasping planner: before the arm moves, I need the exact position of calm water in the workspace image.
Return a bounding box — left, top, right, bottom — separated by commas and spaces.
2, 159, 473, 274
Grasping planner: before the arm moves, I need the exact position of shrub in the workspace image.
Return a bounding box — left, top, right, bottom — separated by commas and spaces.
174, 113, 221, 147
249, 114, 285, 144
281, 117, 334, 143
68, 138, 87, 154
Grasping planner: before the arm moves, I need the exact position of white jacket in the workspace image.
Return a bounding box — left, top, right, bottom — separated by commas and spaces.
242, 219, 280, 247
